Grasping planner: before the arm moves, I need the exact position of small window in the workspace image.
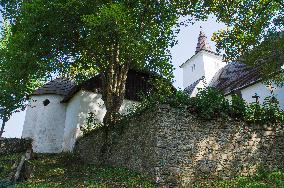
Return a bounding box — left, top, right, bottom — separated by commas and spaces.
191, 64, 196, 72
43, 99, 50, 106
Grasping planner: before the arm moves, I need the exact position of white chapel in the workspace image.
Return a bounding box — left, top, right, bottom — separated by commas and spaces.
181, 30, 284, 108
22, 30, 284, 154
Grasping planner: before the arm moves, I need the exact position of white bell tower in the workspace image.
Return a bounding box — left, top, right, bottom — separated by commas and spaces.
180, 29, 226, 96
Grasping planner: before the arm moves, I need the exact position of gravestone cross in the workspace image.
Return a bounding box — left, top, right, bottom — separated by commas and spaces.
252, 93, 260, 103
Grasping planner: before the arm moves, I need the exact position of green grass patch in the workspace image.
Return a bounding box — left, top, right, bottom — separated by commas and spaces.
0, 153, 22, 181
3, 153, 284, 188
192, 170, 284, 188
15, 153, 155, 188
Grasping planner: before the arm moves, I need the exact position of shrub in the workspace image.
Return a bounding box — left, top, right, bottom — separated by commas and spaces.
229, 94, 247, 119
189, 87, 230, 120
81, 112, 103, 135
245, 96, 284, 124
121, 85, 284, 125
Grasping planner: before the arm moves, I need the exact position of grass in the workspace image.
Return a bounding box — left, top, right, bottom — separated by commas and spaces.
2, 153, 284, 188
191, 170, 284, 188
212, 171, 284, 188
15, 153, 155, 188
0, 153, 22, 181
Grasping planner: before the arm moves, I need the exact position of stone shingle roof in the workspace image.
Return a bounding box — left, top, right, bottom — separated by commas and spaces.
32, 78, 76, 97
31, 70, 163, 102
184, 77, 205, 96
195, 30, 213, 54
209, 62, 262, 95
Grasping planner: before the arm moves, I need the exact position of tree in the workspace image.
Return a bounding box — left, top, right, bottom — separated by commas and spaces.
0, 21, 39, 137
0, 0, 206, 125
207, 0, 284, 83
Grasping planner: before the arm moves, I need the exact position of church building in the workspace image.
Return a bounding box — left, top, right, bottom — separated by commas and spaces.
22, 30, 284, 154
22, 70, 152, 153
181, 30, 284, 108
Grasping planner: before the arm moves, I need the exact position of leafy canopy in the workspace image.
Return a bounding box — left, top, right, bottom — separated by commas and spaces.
208, 0, 284, 83
0, 0, 208, 124
0, 22, 39, 120
0, 0, 206, 82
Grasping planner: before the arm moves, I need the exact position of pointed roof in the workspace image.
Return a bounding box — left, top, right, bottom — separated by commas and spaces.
195, 28, 213, 54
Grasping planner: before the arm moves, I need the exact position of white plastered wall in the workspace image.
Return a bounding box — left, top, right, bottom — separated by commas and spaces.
240, 82, 284, 109
203, 53, 226, 84
190, 81, 206, 97
181, 51, 225, 90
22, 95, 66, 153
62, 90, 138, 152
181, 53, 205, 89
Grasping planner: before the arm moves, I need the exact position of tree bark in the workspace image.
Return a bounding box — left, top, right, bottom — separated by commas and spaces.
101, 43, 130, 126
0, 115, 6, 138
102, 63, 129, 125
99, 46, 130, 164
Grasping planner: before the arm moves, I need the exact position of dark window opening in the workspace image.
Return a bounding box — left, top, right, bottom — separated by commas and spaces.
43, 99, 50, 106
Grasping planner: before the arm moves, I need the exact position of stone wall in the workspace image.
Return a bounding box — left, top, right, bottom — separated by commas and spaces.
74, 105, 284, 186
0, 138, 32, 155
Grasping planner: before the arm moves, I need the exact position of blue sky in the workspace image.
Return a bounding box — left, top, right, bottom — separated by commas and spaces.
2, 16, 225, 138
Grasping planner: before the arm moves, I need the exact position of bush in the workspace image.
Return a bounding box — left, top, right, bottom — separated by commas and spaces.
188, 87, 230, 120
229, 94, 247, 119
80, 112, 103, 135
245, 96, 284, 124
120, 85, 284, 125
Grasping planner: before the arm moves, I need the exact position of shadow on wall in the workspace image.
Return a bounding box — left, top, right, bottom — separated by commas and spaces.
74, 105, 284, 187
154, 106, 284, 186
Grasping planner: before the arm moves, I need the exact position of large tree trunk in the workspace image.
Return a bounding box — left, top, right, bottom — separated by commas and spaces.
99, 47, 130, 164
101, 45, 130, 126
0, 116, 6, 138
101, 63, 129, 125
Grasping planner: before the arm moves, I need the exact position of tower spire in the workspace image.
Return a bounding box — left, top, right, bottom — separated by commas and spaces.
195, 27, 213, 54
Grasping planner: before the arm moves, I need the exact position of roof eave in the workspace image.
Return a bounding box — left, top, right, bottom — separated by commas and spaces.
224, 79, 262, 96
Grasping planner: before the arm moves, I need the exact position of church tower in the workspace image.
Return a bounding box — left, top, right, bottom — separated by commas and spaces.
180, 29, 226, 96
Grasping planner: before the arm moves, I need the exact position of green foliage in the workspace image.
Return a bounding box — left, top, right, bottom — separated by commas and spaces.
209, 0, 284, 83
0, 21, 42, 136
245, 96, 284, 124
167, 90, 191, 108
205, 170, 284, 188
229, 94, 247, 119
126, 86, 284, 125
0, 0, 208, 124
188, 87, 230, 120
80, 112, 103, 136
15, 153, 155, 188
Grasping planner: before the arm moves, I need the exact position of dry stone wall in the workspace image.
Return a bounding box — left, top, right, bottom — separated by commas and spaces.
0, 138, 32, 155
75, 105, 284, 187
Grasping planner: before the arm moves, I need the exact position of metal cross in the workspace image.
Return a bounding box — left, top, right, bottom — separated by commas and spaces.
252, 93, 260, 103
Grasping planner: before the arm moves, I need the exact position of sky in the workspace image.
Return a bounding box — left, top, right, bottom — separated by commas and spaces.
2, 16, 225, 138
